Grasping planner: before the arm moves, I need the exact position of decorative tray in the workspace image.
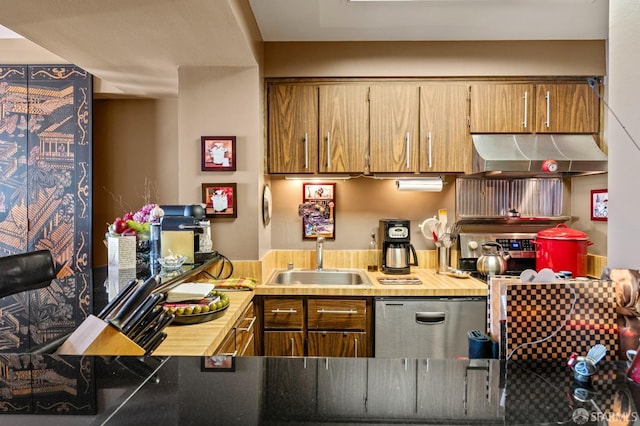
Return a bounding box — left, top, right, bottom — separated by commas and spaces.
171, 304, 229, 325
163, 290, 230, 325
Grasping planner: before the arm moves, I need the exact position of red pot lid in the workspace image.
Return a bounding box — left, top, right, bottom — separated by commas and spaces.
536, 224, 588, 240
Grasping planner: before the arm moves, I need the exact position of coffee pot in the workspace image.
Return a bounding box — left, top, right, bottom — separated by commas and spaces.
385, 243, 418, 270
379, 219, 418, 274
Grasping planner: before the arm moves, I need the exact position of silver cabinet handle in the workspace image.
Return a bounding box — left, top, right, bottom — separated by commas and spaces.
427, 131, 432, 168
317, 309, 357, 314
237, 316, 256, 332
290, 337, 295, 357
354, 338, 358, 358
544, 90, 550, 128
304, 132, 309, 169
240, 333, 254, 355
405, 131, 411, 169
523, 91, 528, 128
415, 312, 446, 324
326, 132, 331, 169
271, 308, 298, 313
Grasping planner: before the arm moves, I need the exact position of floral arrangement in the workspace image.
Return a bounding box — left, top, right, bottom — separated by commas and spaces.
107, 203, 164, 240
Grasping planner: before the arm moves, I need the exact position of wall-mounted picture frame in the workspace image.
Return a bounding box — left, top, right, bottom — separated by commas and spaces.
300, 182, 335, 240
591, 189, 608, 221
201, 355, 235, 372
202, 183, 237, 218
201, 136, 236, 171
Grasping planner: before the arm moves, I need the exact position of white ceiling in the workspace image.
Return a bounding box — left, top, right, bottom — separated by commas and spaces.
249, 0, 609, 42
0, 0, 608, 98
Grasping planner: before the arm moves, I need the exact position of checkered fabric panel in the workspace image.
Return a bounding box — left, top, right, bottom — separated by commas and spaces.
506, 280, 618, 361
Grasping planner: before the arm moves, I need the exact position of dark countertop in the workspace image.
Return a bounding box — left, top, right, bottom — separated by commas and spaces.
1, 356, 639, 425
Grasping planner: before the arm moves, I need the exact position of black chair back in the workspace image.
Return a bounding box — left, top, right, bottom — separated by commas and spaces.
0, 250, 56, 298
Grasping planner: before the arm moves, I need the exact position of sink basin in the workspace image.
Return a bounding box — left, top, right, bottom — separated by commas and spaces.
265, 269, 372, 286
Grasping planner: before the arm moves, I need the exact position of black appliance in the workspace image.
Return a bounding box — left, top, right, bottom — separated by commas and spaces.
379, 219, 418, 275
458, 232, 536, 277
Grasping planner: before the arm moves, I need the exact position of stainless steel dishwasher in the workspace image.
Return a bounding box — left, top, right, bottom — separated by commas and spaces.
374, 297, 486, 358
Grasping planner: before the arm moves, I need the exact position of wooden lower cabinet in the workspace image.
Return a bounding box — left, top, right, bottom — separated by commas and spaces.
213, 301, 256, 357
264, 331, 305, 357
308, 331, 367, 357
258, 296, 372, 358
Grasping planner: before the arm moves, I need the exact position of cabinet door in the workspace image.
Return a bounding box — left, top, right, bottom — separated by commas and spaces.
319, 85, 369, 173
268, 84, 318, 173
534, 83, 600, 133
469, 83, 534, 133
236, 302, 256, 356
264, 331, 305, 357
369, 84, 420, 173
308, 331, 367, 357
420, 83, 471, 173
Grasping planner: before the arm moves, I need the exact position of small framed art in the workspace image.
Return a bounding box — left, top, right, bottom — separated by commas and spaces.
201, 355, 235, 372
300, 182, 335, 240
202, 183, 237, 218
201, 136, 236, 171
591, 189, 608, 221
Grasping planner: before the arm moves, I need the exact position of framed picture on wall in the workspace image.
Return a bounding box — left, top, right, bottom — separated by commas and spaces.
300, 182, 335, 240
201, 136, 236, 171
202, 183, 237, 218
591, 189, 608, 221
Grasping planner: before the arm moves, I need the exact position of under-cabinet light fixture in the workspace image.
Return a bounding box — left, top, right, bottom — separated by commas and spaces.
395, 177, 443, 192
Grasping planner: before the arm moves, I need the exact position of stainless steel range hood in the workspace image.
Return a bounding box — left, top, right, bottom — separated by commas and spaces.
471, 134, 607, 176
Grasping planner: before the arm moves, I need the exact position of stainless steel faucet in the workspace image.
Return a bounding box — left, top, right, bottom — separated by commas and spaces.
316, 235, 325, 270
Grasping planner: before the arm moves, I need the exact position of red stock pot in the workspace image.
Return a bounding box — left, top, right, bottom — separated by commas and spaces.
535, 224, 593, 277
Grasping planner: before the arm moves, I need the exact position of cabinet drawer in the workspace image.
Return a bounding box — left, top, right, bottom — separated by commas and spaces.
236, 302, 256, 356
308, 299, 366, 330
214, 328, 236, 356
264, 298, 304, 329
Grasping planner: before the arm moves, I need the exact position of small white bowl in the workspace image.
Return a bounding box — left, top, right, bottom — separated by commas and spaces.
158, 255, 187, 270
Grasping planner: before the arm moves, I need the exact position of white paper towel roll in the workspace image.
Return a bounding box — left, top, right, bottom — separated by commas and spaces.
395, 178, 443, 192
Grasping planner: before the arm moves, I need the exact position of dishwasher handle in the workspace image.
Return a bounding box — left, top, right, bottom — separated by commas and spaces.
415, 312, 446, 325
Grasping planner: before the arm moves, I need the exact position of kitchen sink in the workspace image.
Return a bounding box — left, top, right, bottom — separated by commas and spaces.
264, 269, 373, 286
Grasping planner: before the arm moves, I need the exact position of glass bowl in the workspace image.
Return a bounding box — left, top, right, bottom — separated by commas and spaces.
158, 254, 187, 271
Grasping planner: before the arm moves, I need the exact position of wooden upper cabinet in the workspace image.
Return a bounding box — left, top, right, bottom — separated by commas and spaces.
319, 85, 369, 173
534, 83, 600, 133
419, 83, 471, 173
369, 84, 420, 173
469, 81, 600, 134
268, 84, 318, 173
469, 82, 534, 133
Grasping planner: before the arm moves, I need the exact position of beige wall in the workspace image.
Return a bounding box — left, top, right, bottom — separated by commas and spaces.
177, 66, 264, 261
568, 174, 608, 257
270, 176, 456, 251
93, 99, 179, 265
264, 40, 606, 78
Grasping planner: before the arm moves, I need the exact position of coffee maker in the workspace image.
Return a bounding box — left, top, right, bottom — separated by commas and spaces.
379, 219, 418, 275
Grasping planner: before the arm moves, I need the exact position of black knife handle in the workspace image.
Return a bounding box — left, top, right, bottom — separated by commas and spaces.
97, 278, 139, 320
131, 307, 165, 343
109, 275, 159, 330
121, 293, 165, 335
145, 331, 168, 355
137, 313, 175, 347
